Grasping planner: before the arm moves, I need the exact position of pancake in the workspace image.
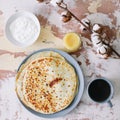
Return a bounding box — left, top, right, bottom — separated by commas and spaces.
19, 51, 65, 71
16, 51, 77, 114
16, 51, 66, 86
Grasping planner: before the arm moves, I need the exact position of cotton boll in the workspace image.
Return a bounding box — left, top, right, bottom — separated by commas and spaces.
80, 25, 87, 31
91, 35, 100, 41
91, 34, 102, 47
91, 32, 99, 38
97, 45, 108, 54
61, 11, 67, 16
93, 24, 101, 31
81, 18, 90, 27
92, 40, 103, 47
50, 0, 62, 6
91, 36, 103, 47
80, 18, 90, 32
99, 45, 107, 54
92, 24, 102, 34
96, 41, 103, 47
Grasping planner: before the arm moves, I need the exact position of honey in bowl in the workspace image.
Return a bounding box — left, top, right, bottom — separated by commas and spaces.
63, 32, 82, 52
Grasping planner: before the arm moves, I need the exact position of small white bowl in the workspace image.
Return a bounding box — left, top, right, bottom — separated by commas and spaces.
5, 11, 41, 47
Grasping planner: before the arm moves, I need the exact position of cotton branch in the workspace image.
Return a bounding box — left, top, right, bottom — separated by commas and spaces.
57, 0, 120, 58
57, 1, 91, 32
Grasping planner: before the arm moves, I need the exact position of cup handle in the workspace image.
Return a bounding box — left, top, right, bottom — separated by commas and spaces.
108, 100, 113, 107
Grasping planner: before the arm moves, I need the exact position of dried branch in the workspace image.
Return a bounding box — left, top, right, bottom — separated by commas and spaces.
57, 1, 91, 32
57, 0, 120, 58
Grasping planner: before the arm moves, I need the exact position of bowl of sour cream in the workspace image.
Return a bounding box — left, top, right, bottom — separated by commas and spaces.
5, 11, 40, 47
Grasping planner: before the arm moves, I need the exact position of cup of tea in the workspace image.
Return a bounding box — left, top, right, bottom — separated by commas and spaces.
87, 78, 114, 107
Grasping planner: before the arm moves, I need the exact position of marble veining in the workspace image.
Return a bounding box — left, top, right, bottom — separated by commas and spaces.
0, 0, 120, 120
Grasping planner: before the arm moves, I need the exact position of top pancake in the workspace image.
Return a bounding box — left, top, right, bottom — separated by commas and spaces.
16, 51, 77, 114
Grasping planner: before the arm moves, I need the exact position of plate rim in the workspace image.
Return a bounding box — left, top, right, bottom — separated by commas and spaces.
17, 48, 84, 118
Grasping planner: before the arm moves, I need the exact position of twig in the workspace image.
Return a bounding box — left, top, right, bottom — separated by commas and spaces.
57, 0, 120, 58
57, 2, 91, 32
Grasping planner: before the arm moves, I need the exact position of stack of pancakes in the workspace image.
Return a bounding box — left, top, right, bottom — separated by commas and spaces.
16, 51, 78, 114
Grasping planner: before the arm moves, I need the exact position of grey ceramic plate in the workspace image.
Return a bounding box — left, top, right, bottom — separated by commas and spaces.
17, 48, 84, 118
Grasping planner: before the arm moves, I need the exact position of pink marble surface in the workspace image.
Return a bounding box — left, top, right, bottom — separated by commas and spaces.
0, 0, 120, 120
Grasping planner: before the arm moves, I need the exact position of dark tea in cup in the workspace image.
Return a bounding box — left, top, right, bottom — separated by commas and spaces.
87, 78, 114, 107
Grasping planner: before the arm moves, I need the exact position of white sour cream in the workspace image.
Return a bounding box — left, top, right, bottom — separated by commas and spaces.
9, 16, 39, 43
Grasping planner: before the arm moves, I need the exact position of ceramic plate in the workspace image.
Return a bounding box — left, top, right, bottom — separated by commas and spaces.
17, 48, 84, 118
